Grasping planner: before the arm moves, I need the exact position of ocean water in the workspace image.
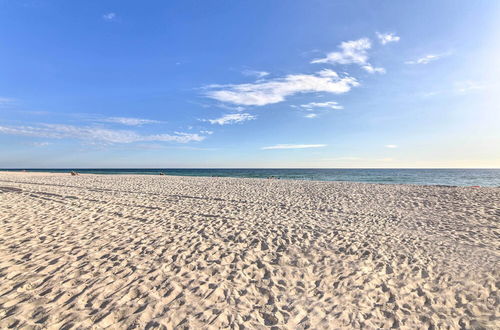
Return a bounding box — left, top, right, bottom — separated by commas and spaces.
1, 168, 499, 187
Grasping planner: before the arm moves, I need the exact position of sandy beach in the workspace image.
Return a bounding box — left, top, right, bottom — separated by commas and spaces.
0, 172, 498, 329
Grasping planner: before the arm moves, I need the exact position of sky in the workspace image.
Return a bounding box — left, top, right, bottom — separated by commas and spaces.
1, 0, 499, 168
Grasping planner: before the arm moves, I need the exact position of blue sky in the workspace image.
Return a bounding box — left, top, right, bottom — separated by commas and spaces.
1, 0, 499, 168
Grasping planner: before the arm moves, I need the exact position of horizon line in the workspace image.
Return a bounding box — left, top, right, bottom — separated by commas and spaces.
1, 167, 499, 170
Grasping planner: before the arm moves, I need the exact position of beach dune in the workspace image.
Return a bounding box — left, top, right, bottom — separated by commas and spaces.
0, 172, 498, 329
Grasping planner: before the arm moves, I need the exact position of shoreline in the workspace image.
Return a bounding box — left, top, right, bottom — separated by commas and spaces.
0, 170, 497, 188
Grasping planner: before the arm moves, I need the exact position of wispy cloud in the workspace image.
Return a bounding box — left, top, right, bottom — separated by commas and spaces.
297, 101, 343, 111
205, 69, 358, 106
454, 80, 487, 93
420, 91, 441, 98
193, 101, 245, 112
0, 97, 15, 108
242, 70, 269, 78
419, 80, 487, 98
130, 144, 216, 151
385, 144, 398, 148
102, 13, 117, 21
99, 117, 161, 126
405, 54, 445, 65
311, 38, 385, 74
205, 113, 256, 125
31, 141, 51, 147
0, 124, 205, 144
214, 103, 247, 112
293, 101, 343, 119
262, 144, 327, 150
0, 97, 14, 104
376, 32, 400, 45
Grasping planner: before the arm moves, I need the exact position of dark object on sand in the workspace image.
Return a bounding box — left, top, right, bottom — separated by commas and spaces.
70, 171, 78, 176
159, 172, 165, 176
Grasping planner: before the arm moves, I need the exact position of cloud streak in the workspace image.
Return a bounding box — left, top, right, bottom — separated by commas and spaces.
31, 141, 51, 147
298, 101, 343, 110
262, 144, 327, 150
0, 124, 205, 144
405, 54, 446, 65
99, 117, 162, 126
0, 97, 14, 104
293, 101, 343, 119
454, 81, 486, 93
205, 113, 256, 125
242, 70, 269, 78
205, 69, 358, 106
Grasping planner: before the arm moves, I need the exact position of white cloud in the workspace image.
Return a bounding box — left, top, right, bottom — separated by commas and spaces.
242, 70, 269, 78
205, 113, 256, 125
200, 130, 214, 135
304, 113, 318, 119
205, 70, 359, 106
317, 69, 339, 77
0, 124, 205, 144
298, 101, 343, 110
262, 144, 327, 150
405, 54, 442, 65
311, 38, 384, 74
385, 144, 398, 148
102, 13, 117, 21
312, 38, 371, 65
362, 64, 386, 74
100, 117, 161, 126
376, 32, 400, 45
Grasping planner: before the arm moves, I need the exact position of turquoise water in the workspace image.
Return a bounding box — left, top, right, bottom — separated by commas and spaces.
1, 168, 499, 187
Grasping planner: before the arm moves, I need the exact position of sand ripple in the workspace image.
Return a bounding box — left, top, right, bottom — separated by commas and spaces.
0, 173, 499, 329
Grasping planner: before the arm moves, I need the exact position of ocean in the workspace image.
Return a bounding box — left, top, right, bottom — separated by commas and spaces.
1, 168, 499, 187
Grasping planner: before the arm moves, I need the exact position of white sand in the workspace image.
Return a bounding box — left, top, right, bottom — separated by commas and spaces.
0, 172, 498, 329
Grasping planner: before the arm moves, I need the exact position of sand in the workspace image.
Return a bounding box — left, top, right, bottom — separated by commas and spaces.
0, 172, 498, 329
